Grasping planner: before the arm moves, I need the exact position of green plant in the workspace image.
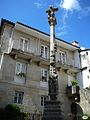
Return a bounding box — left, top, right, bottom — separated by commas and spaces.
5, 104, 20, 112
5, 104, 20, 120
71, 80, 78, 86
20, 112, 28, 120
16, 72, 26, 77
0, 104, 28, 120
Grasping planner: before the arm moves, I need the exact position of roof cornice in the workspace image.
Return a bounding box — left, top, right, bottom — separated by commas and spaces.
1, 18, 80, 51
16, 21, 80, 50
1, 18, 15, 26
80, 49, 90, 52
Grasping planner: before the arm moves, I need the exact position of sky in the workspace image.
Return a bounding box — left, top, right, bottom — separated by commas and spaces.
0, 0, 90, 48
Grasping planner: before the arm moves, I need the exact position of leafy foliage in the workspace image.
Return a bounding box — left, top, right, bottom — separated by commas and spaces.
0, 104, 27, 120
71, 80, 78, 86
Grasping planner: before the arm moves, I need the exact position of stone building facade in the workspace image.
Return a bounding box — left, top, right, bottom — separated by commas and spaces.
80, 88, 90, 116
0, 19, 82, 118
80, 49, 90, 88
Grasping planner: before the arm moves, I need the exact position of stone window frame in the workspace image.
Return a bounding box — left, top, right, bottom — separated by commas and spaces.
14, 91, 24, 104
19, 37, 29, 52
40, 95, 49, 106
41, 44, 49, 59
15, 62, 27, 77
59, 51, 67, 64
41, 68, 48, 82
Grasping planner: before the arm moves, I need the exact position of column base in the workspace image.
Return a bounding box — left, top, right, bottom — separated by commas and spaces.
42, 100, 65, 120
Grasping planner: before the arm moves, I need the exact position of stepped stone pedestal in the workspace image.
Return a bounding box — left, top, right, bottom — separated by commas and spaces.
42, 100, 64, 120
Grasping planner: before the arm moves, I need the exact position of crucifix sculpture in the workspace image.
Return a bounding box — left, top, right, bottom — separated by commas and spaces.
46, 5, 58, 100
42, 6, 64, 120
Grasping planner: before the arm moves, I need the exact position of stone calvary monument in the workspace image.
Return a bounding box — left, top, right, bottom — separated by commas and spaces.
42, 6, 64, 120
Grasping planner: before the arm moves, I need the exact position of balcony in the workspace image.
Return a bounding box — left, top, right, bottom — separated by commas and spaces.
56, 60, 80, 73
9, 48, 49, 66
66, 85, 80, 102
9, 48, 81, 73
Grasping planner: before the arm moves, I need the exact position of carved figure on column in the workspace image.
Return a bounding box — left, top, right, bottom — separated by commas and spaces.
48, 75, 58, 100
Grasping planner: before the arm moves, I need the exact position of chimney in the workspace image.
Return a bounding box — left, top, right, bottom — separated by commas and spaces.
72, 41, 79, 47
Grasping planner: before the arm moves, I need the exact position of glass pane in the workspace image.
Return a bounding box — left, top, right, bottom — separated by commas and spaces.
18, 93, 22, 104
62, 53, 65, 64
44, 70, 47, 77
45, 47, 48, 58
41, 70, 43, 81
44, 97, 46, 102
41, 46, 44, 57
24, 40, 28, 51
20, 39, 23, 50
16, 63, 21, 74
14, 92, 18, 103
14, 91, 23, 104
41, 96, 43, 106
59, 53, 62, 63
44, 70, 47, 82
22, 63, 26, 74
14, 97, 17, 103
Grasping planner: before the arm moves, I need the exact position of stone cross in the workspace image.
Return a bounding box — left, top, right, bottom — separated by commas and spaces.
46, 6, 58, 100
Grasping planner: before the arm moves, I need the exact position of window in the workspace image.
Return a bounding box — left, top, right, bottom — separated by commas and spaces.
41, 69, 48, 82
41, 45, 48, 59
19, 37, 29, 51
59, 51, 66, 64
15, 62, 26, 84
14, 91, 24, 104
16, 62, 26, 76
41, 96, 49, 106
45, 47, 48, 58
82, 54, 86, 60
86, 52, 88, 55
87, 76, 89, 79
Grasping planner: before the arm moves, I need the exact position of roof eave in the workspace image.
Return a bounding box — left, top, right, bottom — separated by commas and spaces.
15, 22, 80, 51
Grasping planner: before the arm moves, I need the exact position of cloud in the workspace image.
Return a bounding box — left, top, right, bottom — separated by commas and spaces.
59, 0, 81, 27
57, 0, 82, 37
60, 0, 90, 19
34, 2, 42, 8
34, 0, 52, 9
57, 0, 90, 38
56, 30, 67, 37
62, 10, 69, 26
60, 0, 81, 11
56, 24, 68, 37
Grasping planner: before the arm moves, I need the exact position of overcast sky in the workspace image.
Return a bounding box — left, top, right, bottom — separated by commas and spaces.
0, 0, 90, 48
